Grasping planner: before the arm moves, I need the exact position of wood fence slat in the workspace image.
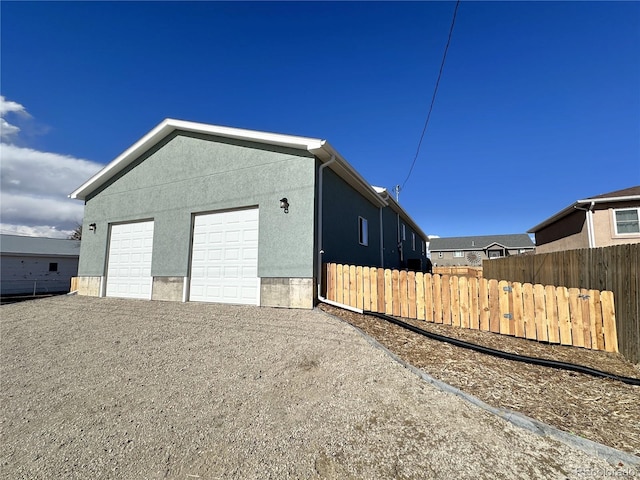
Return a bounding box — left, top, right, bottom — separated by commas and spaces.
368, 268, 377, 312
336, 264, 344, 304
545, 285, 560, 344
400, 270, 409, 318
384, 269, 393, 315
425, 274, 434, 322
601, 290, 618, 353
580, 288, 592, 349
377, 268, 385, 313
591, 289, 605, 351
355, 266, 363, 310
568, 288, 584, 348
450, 276, 460, 327
512, 282, 525, 338
325, 264, 333, 301
586, 289, 598, 350
459, 276, 469, 329
363, 267, 371, 311
479, 278, 490, 331
349, 265, 357, 308
407, 272, 417, 319
488, 279, 500, 333
393, 269, 401, 317
534, 284, 548, 343
498, 280, 510, 335
468, 277, 479, 330
416, 273, 425, 320
441, 275, 451, 325
523, 283, 536, 340
557, 286, 572, 346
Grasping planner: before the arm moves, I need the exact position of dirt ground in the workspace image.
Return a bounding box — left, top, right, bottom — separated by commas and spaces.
318, 303, 640, 458
2, 296, 638, 479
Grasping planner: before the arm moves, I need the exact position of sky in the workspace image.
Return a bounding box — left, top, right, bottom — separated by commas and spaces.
1, 1, 639, 240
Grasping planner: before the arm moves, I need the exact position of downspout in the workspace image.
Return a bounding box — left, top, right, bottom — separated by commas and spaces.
575, 202, 596, 248
587, 201, 596, 248
316, 155, 336, 299
379, 207, 384, 268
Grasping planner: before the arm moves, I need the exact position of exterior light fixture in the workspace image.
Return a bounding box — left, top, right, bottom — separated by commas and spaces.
89, 223, 97, 232
280, 198, 289, 214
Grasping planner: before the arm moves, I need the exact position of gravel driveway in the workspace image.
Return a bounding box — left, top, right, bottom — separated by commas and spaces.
0, 296, 631, 479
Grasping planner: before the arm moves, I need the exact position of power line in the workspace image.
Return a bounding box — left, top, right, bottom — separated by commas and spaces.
401, 0, 461, 192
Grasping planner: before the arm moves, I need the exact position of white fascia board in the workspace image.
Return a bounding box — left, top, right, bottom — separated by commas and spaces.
576, 194, 640, 204
308, 142, 387, 208
528, 194, 640, 233
379, 191, 429, 240
69, 118, 325, 200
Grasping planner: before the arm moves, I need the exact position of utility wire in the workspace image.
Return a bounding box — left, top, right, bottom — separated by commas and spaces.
401, 0, 461, 191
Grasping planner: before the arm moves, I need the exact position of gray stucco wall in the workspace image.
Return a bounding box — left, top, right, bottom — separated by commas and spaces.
320, 168, 382, 267
78, 131, 317, 280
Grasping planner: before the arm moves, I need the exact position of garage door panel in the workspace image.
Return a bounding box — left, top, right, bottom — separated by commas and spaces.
190, 209, 259, 305
106, 221, 154, 299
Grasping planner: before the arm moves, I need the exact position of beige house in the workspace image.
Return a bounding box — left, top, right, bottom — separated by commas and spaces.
528, 186, 640, 254
429, 234, 535, 266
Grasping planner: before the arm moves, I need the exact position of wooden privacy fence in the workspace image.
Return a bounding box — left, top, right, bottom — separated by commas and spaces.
324, 263, 618, 353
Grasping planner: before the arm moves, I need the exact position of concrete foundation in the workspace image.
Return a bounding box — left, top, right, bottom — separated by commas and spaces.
152, 277, 185, 301
260, 277, 315, 309
76, 276, 102, 297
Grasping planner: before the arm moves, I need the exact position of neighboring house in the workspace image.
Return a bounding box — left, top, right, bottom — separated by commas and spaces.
69, 119, 429, 308
528, 186, 640, 254
0, 234, 80, 296
429, 234, 535, 266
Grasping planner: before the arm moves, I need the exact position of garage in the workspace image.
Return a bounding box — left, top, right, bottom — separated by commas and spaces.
189, 208, 259, 305
105, 221, 154, 299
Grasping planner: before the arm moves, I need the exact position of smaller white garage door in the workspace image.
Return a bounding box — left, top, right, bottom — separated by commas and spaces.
106, 221, 154, 299
190, 208, 259, 305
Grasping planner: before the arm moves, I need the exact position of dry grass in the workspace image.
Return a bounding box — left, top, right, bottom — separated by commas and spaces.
318, 303, 640, 457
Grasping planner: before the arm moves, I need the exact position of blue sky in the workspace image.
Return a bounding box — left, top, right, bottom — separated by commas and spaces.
1, 1, 639, 239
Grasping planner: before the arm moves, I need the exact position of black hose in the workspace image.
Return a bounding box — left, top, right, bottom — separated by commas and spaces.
364, 311, 640, 386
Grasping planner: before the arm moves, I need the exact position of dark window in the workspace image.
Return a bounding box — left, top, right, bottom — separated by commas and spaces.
358, 217, 368, 246
49, 262, 58, 272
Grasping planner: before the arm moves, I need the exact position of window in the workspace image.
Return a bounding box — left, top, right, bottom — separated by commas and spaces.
358, 217, 368, 246
422, 240, 426, 255
49, 262, 58, 272
488, 250, 502, 259
453, 251, 464, 258
412, 233, 416, 251
614, 208, 640, 234
401, 224, 406, 241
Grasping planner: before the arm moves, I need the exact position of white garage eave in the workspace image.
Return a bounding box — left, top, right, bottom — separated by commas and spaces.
68, 118, 386, 208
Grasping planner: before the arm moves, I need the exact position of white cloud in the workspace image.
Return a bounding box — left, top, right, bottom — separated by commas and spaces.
0, 96, 103, 238
0, 96, 30, 142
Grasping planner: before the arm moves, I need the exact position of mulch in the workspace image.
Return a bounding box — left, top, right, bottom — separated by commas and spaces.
318, 303, 640, 457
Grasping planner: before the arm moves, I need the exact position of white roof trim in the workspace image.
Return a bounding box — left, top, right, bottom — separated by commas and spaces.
529, 193, 640, 233
69, 119, 327, 200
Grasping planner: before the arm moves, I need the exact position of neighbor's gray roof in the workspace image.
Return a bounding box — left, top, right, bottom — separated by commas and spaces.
0, 234, 81, 257
429, 234, 535, 251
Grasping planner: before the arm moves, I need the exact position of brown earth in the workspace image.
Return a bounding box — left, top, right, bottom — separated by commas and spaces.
318, 303, 640, 457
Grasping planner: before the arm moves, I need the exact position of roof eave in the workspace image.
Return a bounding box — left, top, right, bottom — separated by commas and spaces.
69, 118, 327, 201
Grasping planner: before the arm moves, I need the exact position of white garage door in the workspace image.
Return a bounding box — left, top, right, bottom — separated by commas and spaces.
106, 221, 154, 299
190, 208, 259, 305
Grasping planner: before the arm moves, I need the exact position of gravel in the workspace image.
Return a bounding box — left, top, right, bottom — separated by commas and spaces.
1, 295, 635, 479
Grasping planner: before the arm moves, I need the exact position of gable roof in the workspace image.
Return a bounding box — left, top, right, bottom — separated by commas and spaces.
429, 234, 534, 251
529, 185, 640, 233
68, 118, 386, 208
0, 234, 81, 257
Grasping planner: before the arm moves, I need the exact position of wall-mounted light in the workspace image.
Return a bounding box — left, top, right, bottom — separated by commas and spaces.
88, 223, 97, 232
280, 197, 289, 214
